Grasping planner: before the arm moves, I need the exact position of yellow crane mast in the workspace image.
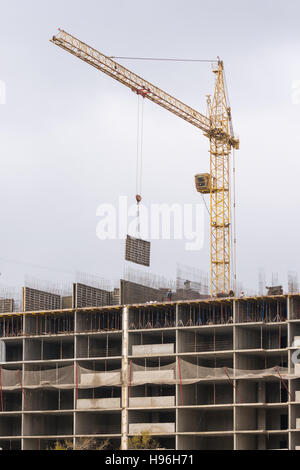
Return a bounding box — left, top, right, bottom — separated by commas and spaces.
50, 29, 239, 297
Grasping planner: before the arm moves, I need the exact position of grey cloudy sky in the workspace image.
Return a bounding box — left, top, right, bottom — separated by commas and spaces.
0, 0, 299, 294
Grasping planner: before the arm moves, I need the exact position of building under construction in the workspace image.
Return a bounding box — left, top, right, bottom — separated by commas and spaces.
0, 280, 300, 450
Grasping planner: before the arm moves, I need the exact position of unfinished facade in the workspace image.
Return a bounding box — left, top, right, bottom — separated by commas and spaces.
0, 294, 300, 450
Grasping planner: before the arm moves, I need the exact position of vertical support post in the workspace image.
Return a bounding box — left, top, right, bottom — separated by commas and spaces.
129, 360, 132, 399
73, 308, 77, 450
178, 357, 184, 406
75, 362, 78, 402
287, 296, 292, 449
21, 313, 26, 451
175, 303, 179, 450
0, 365, 3, 411
17, 368, 27, 410
121, 306, 129, 450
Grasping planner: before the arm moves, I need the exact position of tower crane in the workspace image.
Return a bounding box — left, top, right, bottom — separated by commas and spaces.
50, 29, 239, 297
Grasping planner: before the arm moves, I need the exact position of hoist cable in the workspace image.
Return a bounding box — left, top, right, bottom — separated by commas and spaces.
135, 96, 145, 238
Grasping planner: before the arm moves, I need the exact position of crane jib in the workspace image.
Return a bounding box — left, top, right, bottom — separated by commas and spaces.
50, 31, 211, 134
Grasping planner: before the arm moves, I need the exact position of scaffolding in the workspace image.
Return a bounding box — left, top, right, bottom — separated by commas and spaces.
25, 312, 75, 336
236, 298, 287, 323
129, 305, 176, 330
0, 315, 23, 338
179, 302, 233, 326
77, 309, 122, 333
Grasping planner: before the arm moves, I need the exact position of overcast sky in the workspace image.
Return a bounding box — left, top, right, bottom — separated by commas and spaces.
0, 0, 299, 295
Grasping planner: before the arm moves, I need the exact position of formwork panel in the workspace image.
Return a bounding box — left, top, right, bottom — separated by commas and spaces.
73, 283, 111, 308
125, 235, 150, 267
121, 281, 165, 305
22, 287, 61, 312
0, 299, 14, 314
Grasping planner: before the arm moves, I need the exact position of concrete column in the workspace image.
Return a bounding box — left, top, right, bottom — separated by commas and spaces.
21, 314, 25, 450
257, 383, 266, 449
73, 309, 77, 449
257, 435, 266, 450
233, 302, 237, 450
233, 299, 236, 324
288, 380, 291, 450
257, 408, 266, 431
288, 296, 291, 449
288, 295, 291, 322
175, 303, 178, 450
257, 382, 266, 403
121, 306, 129, 450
